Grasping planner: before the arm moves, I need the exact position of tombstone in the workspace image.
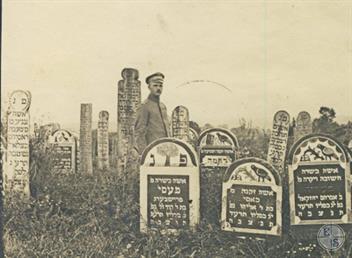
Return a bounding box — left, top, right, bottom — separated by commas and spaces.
48, 129, 76, 173
294, 111, 312, 143
267, 110, 290, 173
221, 158, 282, 236
171, 106, 190, 142
188, 128, 199, 149
97, 111, 110, 170
348, 139, 352, 151
139, 138, 199, 233
288, 134, 352, 238
117, 68, 141, 175
198, 128, 239, 225
4, 90, 31, 197
79, 103, 93, 174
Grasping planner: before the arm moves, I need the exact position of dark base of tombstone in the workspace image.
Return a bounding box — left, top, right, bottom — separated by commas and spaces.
200, 167, 226, 228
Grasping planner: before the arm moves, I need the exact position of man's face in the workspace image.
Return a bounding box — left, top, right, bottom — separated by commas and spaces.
148, 81, 163, 97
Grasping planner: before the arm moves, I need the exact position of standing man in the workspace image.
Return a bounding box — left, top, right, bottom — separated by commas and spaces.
134, 72, 170, 154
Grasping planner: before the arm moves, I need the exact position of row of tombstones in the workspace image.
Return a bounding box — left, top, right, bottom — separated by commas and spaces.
3, 90, 352, 242
140, 128, 352, 243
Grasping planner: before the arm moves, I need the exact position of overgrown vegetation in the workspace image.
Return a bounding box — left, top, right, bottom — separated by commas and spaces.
2, 106, 352, 257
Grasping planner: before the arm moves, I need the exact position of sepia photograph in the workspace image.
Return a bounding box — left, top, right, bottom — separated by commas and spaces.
1, 1, 352, 257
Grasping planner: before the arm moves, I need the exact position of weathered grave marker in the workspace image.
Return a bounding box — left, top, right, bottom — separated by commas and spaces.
199, 128, 238, 168
79, 103, 93, 174
117, 68, 141, 174
48, 129, 76, 173
221, 158, 282, 236
140, 138, 199, 233
267, 110, 290, 173
288, 134, 352, 237
97, 111, 110, 170
171, 106, 190, 142
294, 111, 312, 143
189, 128, 199, 145
198, 128, 239, 225
5, 90, 31, 197
348, 139, 352, 151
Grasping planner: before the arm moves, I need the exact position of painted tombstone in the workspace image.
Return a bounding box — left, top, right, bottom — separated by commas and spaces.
294, 111, 312, 143
48, 129, 76, 173
171, 106, 190, 142
79, 103, 93, 174
5, 90, 31, 197
140, 138, 199, 233
198, 128, 239, 225
117, 68, 141, 174
288, 134, 351, 234
267, 110, 290, 173
198, 128, 238, 168
97, 111, 109, 170
221, 158, 282, 236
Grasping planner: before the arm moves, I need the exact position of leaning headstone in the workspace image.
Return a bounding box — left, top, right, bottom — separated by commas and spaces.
294, 111, 312, 143
97, 111, 110, 170
140, 138, 199, 233
171, 106, 190, 142
198, 128, 239, 225
5, 90, 31, 197
79, 103, 93, 174
221, 158, 282, 237
288, 134, 352, 239
48, 129, 76, 173
267, 110, 290, 173
117, 68, 141, 175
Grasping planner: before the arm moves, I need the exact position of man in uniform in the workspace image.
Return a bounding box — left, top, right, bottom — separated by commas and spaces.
134, 72, 170, 154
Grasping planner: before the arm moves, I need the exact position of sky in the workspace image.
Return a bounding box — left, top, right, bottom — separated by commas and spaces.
2, 1, 352, 133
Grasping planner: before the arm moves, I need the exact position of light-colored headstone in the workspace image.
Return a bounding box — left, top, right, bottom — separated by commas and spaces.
348, 139, 352, 150
117, 68, 141, 174
79, 103, 93, 174
5, 90, 31, 197
139, 138, 199, 233
97, 111, 109, 170
267, 110, 290, 173
171, 106, 190, 142
294, 111, 312, 143
221, 158, 282, 236
48, 129, 76, 173
288, 134, 351, 228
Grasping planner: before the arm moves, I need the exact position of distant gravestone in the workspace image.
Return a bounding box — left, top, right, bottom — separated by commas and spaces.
198, 128, 239, 225
5, 90, 31, 197
198, 128, 238, 168
294, 111, 312, 143
288, 134, 352, 237
97, 111, 109, 170
79, 103, 93, 174
171, 106, 190, 142
117, 68, 141, 174
48, 129, 76, 173
140, 138, 199, 233
348, 139, 352, 150
188, 128, 199, 149
267, 110, 290, 173
221, 158, 282, 236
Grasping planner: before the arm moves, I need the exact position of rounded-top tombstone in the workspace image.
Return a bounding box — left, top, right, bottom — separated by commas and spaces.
5, 90, 32, 197
171, 105, 190, 143
48, 129, 76, 173
287, 133, 352, 238
139, 138, 199, 233
294, 111, 312, 143
221, 158, 282, 237
198, 128, 239, 168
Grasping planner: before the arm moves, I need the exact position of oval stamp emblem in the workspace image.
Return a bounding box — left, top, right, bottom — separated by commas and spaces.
317, 224, 345, 251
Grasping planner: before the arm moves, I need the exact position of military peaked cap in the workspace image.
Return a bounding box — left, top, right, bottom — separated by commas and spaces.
146, 72, 165, 84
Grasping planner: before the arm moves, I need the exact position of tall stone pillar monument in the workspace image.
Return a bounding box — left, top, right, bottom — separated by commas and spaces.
79, 103, 93, 174
117, 68, 141, 175
97, 111, 110, 170
5, 90, 31, 198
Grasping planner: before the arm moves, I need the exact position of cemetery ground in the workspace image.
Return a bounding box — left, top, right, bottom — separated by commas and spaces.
3, 151, 352, 257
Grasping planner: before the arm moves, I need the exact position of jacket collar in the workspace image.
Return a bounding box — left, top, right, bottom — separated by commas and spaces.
148, 93, 160, 103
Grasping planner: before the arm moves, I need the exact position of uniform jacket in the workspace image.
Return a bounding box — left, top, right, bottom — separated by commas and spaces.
134, 94, 170, 153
